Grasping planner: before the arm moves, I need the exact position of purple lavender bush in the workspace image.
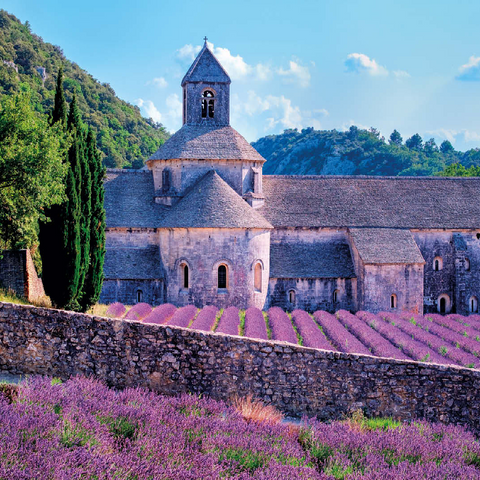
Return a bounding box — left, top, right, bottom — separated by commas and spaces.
105, 302, 126, 318
268, 307, 298, 345
401, 312, 480, 357
381, 312, 479, 368
1, 376, 480, 479
357, 311, 449, 365
124, 302, 152, 321
336, 310, 410, 360
167, 305, 198, 328
190, 305, 218, 332
142, 303, 176, 325
216, 306, 240, 336
292, 310, 334, 350
314, 310, 370, 355
244, 307, 268, 340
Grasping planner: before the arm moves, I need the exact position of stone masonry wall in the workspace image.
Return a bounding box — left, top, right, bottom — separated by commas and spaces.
0, 250, 45, 301
1, 302, 480, 433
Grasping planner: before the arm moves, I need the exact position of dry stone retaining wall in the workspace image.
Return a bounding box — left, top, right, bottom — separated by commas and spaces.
1, 302, 480, 433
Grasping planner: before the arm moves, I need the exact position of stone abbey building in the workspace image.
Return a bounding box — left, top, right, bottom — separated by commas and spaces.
102, 41, 480, 315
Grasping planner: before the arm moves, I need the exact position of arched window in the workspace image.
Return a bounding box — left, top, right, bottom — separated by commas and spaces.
201, 90, 215, 118
218, 264, 227, 289
433, 256, 443, 271
254, 263, 262, 292
333, 289, 339, 303
183, 264, 189, 289
390, 294, 397, 309
437, 294, 450, 314
288, 289, 296, 304
162, 169, 171, 191
136, 290, 143, 303
469, 296, 478, 313
465, 258, 471, 271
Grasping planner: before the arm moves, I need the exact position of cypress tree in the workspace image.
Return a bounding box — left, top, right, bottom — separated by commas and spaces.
40, 67, 68, 303
80, 129, 106, 310
51, 67, 67, 126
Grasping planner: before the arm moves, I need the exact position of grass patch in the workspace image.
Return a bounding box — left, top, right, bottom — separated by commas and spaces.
238, 310, 246, 336
348, 410, 401, 431
0, 288, 51, 308
220, 447, 268, 473
289, 312, 303, 346
98, 415, 138, 441
232, 394, 283, 425
60, 421, 98, 448
212, 308, 223, 332
263, 311, 272, 340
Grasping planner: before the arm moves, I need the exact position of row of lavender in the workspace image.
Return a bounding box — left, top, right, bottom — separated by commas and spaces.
106, 302, 480, 368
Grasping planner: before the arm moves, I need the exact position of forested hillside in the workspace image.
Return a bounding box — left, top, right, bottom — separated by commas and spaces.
253, 126, 480, 176
0, 10, 169, 169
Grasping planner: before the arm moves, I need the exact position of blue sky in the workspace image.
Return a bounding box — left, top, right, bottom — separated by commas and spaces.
4, 0, 480, 149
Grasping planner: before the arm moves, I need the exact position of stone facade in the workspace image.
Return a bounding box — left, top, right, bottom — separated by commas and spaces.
2, 302, 480, 433
100, 41, 480, 315
0, 250, 45, 302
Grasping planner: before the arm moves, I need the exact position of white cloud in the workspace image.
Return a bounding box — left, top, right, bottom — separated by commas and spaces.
345, 53, 389, 76
232, 90, 327, 133
457, 56, 480, 81
176, 44, 201, 61
277, 60, 311, 87
255, 63, 272, 81
148, 77, 168, 88
393, 70, 410, 79
425, 128, 480, 145
340, 120, 374, 132
135, 98, 162, 123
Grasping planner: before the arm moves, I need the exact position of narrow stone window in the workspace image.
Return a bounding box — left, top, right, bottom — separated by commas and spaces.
202, 90, 214, 118
288, 289, 295, 304
465, 258, 471, 271
333, 289, 339, 303
183, 87, 186, 124
469, 296, 478, 313
254, 263, 262, 292
162, 169, 171, 191
437, 294, 450, 314
137, 290, 143, 303
433, 256, 443, 271
218, 264, 227, 289
183, 264, 189, 289
390, 294, 397, 309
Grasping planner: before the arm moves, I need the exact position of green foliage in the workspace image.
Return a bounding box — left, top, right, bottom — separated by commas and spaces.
0, 91, 67, 251
0, 9, 169, 168
254, 126, 478, 177
437, 163, 480, 177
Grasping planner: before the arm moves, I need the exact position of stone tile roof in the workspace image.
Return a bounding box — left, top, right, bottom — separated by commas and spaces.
104, 170, 167, 228
161, 170, 273, 229
181, 42, 231, 86
104, 246, 163, 279
349, 228, 425, 264
260, 175, 480, 229
148, 125, 265, 162
270, 241, 356, 278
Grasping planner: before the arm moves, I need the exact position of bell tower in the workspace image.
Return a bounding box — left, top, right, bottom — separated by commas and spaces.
181, 39, 231, 126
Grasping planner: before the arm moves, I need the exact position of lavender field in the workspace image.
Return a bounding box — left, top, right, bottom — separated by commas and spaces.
1, 376, 480, 479
106, 303, 480, 369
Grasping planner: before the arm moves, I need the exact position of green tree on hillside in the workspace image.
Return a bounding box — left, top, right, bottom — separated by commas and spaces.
0, 92, 66, 253
406, 134, 424, 151
437, 163, 480, 177
389, 129, 403, 146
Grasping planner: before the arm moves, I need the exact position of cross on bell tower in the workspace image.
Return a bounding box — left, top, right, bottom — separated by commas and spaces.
181, 39, 231, 126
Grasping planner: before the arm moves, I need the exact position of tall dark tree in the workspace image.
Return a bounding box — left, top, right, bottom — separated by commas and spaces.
440, 140, 455, 154
51, 67, 67, 126
80, 129, 106, 310
389, 129, 403, 146
406, 133, 424, 151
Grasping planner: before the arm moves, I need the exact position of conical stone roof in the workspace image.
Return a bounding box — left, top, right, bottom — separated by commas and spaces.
181, 42, 231, 86
161, 170, 273, 229
147, 125, 265, 162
